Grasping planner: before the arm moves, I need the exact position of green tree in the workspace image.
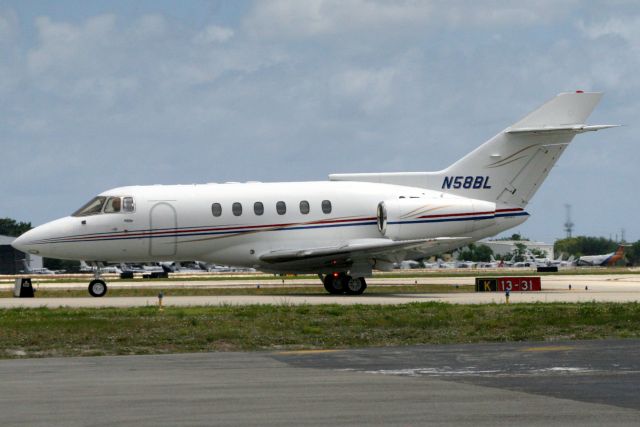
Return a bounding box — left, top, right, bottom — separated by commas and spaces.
624, 241, 640, 266
554, 236, 619, 258
512, 242, 528, 262
530, 248, 548, 258
0, 218, 32, 237
43, 258, 80, 273
457, 244, 494, 262
492, 233, 529, 241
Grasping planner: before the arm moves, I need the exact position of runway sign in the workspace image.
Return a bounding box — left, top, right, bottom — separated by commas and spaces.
475, 277, 541, 292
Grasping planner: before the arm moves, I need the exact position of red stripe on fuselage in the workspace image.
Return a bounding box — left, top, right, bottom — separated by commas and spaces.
47, 216, 379, 242
416, 207, 523, 219
418, 210, 496, 219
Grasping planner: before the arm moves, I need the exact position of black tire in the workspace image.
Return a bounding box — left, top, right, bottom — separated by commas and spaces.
323, 274, 345, 294
344, 277, 367, 295
88, 279, 108, 297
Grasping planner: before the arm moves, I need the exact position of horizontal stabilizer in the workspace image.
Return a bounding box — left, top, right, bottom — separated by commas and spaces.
506, 124, 620, 135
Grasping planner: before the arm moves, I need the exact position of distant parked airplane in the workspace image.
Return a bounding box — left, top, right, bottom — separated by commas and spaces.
524, 250, 553, 267
119, 263, 164, 274
79, 260, 122, 274
436, 259, 457, 269
395, 260, 422, 270
577, 245, 626, 267
20, 259, 60, 275
455, 260, 477, 269
479, 255, 500, 268
159, 261, 205, 273
548, 254, 576, 267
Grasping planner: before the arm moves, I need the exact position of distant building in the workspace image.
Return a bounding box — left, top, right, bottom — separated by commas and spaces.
0, 235, 43, 274
482, 240, 554, 260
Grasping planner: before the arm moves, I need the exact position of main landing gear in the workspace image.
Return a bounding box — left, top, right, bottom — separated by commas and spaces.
88, 266, 108, 297
322, 273, 367, 295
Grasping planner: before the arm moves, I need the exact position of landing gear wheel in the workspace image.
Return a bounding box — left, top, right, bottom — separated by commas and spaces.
344, 277, 367, 295
88, 279, 108, 297
323, 274, 345, 294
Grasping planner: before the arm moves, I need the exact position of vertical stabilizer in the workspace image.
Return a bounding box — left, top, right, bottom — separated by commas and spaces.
330, 92, 616, 209
433, 92, 605, 207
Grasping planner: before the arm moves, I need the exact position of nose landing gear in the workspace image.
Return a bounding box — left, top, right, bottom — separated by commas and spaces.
88, 279, 107, 297
88, 264, 108, 297
322, 273, 367, 295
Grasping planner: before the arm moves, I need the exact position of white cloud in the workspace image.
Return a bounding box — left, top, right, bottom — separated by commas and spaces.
133, 14, 166, 39
575, 15, 640, 91
28, 14, 118, 75
0, 9, 18, 41
437, 1, 577, 28
193, 25, 234, 44
331, 67, 397, 113
245, 0, 432, 37
244, 0, 575, 39
0, 9, 21, 95
18, 13, 277, 113
578, 16, 640, 46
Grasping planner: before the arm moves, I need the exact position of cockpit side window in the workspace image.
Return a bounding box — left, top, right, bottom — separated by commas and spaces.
72, 196, 107, 217
104, 197, 122, 213
122, 197, 135, 213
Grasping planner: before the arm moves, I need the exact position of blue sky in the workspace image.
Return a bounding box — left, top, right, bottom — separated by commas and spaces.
1, 1, 638, 243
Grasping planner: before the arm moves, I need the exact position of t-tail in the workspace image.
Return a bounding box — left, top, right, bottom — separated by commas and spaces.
330, 91, 618, 208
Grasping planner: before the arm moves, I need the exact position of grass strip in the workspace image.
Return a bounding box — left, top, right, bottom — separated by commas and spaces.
1, 302, 639, 359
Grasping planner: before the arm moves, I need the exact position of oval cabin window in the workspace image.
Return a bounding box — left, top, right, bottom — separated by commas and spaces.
321, 200, 332, 214
254, 202, 264, 216
211, 203, 222, 217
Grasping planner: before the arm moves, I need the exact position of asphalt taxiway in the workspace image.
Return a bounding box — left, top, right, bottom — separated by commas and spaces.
1, 339, 638, 426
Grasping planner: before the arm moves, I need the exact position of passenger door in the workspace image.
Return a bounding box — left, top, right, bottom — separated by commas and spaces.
149, 202, 177, 257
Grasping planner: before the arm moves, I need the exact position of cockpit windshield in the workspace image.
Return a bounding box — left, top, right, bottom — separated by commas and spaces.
72, 196, 135, 217
72, 196, 107, 217
104, 197, 121, 213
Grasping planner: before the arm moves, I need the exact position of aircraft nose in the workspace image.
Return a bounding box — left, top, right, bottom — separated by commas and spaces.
11, 228, 40, 255
11, 234, 25, 251
11, 217, 73, 257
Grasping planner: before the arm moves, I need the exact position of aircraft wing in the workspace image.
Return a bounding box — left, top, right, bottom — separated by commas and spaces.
259, 237, 469, 274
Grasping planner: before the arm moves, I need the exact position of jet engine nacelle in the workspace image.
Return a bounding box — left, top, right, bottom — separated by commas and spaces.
377, 196, 496, 241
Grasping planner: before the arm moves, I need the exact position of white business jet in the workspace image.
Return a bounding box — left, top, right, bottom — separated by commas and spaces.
577, 245, 626, 267
12, 92, 616, 296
